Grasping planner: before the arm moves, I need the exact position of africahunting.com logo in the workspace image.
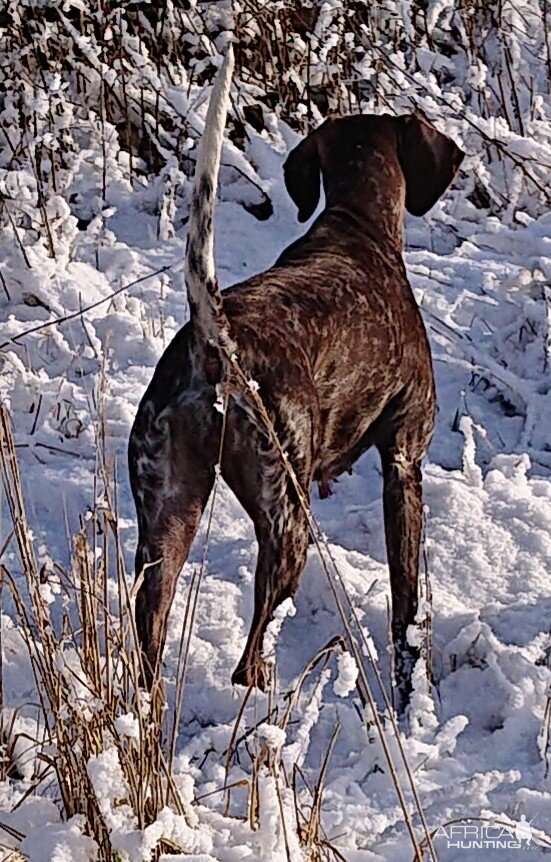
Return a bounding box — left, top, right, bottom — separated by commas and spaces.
435, 816, 537, 851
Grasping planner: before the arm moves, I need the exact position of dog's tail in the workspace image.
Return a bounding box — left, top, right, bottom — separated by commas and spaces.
185, 45, 235, 353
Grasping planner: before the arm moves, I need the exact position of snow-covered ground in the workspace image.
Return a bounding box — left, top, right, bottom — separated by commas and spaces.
1, 102, 551, 860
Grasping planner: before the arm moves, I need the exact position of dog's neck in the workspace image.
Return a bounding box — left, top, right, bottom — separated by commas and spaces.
323, 150, 406, 249
323, 205, 404, 256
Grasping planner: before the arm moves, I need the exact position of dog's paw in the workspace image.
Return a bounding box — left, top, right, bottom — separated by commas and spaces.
231, 658, 267, 692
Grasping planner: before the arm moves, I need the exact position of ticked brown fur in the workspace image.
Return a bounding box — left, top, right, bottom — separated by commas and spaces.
129, 113, 464, 710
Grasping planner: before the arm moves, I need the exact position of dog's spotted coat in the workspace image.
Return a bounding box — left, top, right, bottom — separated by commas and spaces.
129, 47, 464, 709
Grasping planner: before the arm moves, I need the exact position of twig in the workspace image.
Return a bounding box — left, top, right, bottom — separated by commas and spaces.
0, 265, 171, 351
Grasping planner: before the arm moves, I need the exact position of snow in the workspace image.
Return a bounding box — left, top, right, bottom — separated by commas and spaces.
333, 651, 359, 698
257, 723, 287, 752
2, 4, 551, 860
261, 597, 296, 666
20, 815, 98, 862
113, 713, 140, 741
2, 156, 551, 858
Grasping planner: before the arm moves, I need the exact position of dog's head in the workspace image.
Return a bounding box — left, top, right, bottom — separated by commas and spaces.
283, 113, 465, 223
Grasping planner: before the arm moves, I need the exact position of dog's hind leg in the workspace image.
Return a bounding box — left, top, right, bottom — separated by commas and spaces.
232, 493, 310, 690
129, 401, 217, 687
223, 410, 314, 691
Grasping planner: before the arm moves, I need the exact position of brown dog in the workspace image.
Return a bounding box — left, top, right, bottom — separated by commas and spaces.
129, 50, 464, 708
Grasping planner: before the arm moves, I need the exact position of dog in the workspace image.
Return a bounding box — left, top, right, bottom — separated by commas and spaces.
129, 46, 464, 709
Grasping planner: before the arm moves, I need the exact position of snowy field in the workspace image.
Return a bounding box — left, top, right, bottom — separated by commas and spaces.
2, 131, 551, 860
2, 3, 551, 861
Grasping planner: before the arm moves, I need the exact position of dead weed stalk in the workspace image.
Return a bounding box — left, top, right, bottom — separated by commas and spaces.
0, 402, 186, 860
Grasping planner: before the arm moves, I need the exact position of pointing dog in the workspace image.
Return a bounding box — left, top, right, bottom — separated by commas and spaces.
129, 46, 464, 709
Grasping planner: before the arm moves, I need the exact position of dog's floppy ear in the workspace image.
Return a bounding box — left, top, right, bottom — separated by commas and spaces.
397, 115, 464, 216
283, 132, 321, 222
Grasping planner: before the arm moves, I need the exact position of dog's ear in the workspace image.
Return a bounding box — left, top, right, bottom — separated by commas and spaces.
283, 133, 321, 222
397, 115, 464, 216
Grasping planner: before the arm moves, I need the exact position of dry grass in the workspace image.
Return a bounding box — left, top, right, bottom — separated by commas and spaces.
0, 403, 186, 860
3, 0, 547, 257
